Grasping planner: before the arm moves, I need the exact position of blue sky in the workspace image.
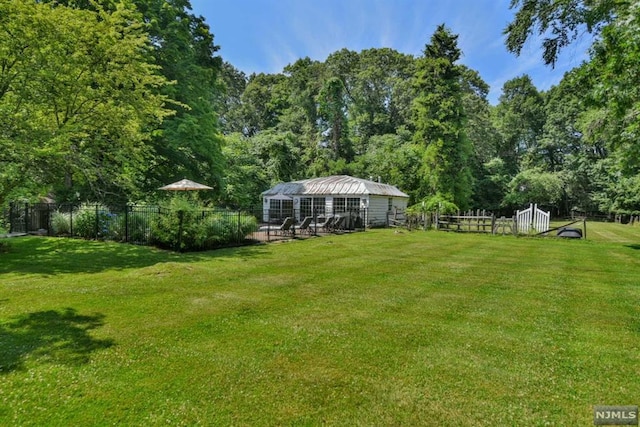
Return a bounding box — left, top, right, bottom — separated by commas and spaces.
189, 0, 593, 104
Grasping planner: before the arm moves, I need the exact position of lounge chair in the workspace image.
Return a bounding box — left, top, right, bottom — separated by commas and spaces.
295, 216, 313, 234
259, 217, 294, 235
332, 215, 346, 231
321, 216, 335, 232
309, 215, 333, 233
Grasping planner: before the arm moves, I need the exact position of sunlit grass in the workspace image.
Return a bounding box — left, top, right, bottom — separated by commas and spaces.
0, 224, 639, 425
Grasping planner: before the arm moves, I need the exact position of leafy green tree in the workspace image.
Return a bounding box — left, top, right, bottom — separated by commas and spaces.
349, 48, 415, 154
411, 24, 473, 209
274, 58, 324, 174
239, 73, 290, 137
459, 67, 499, 164
279, 57, 324, 138
538, 82, 582, 171
535, 71, 597, 214
317, 77, 353, 162
0, 0, 171, 204
457, 66, 504, 210
503, 168, 564, 210
217, 62, 248, 135
493, 75, 545, 173
350, 130, 422, 200
250, 130, 301, 184
473, 158, 511, 212
324, 48, 359, 98
220, 133, 268, 209
504, 0, 640, 216
27, 0, 225, 199
582, 3, 640, 173
133, 0, 225, 194
504, 0, 616, 66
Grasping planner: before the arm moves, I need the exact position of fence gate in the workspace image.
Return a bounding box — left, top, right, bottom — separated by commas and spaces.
516, 203, 550, 234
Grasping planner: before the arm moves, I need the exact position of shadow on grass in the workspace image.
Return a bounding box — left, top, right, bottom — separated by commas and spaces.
625, 244, 640, 251
0, 237, 268, 275
0, 308, 114, 374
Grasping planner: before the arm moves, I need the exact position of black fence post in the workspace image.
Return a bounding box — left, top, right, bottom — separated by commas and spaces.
291, 210, 296, 237
266, 208, 271, 241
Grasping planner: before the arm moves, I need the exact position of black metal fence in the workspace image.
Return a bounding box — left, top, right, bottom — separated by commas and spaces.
8, 203, 160, 241
7, 203, 366, 251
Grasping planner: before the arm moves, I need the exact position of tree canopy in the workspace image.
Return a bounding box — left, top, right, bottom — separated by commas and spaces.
0, 0, 171, 203
2, 0, 639, 218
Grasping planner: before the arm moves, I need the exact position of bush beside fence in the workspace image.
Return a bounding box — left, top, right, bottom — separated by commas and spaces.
8, 202, 366, 251
8, 203, 260, 251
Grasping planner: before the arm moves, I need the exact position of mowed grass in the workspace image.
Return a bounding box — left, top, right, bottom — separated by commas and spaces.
0, 224, 639, 426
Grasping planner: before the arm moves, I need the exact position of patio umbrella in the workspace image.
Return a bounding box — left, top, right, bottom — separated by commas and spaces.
158, 178, 213, 191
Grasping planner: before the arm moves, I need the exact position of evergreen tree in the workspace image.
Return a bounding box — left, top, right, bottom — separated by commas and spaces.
411, 24, 473, 208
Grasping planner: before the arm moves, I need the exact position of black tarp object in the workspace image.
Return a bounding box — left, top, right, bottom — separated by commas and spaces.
557, 227, 583, 238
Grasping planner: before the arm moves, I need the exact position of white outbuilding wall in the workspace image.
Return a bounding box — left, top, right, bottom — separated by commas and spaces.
261, 175, 410, 227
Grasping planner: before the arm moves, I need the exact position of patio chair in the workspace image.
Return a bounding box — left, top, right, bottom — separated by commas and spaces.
321, 216, 335, 232
259, 217, 294, 235
295, 216, 313, 234
332, 215, 346, 232
309, 215, 333, 233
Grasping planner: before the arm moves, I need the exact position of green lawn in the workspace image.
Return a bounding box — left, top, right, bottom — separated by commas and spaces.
1, 224, 639, 426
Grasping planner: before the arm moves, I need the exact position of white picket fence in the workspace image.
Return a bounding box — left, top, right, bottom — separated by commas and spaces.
516, 203, 550, 234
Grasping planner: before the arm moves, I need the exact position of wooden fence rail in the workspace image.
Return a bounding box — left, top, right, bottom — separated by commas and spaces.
389, 208, 559, 236
437, 214, 495, 233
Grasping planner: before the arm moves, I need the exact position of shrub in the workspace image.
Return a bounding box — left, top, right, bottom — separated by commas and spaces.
101, 208, 152, 243
73, 203, 112, 239
125, 211, 152, 243
150, 199, 199, 251
150, 198, 258, 251
200, 213, 258, 247
51, 211, 71, 236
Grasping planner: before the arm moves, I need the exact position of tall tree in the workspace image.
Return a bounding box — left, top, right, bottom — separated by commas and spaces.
216, 62, 248, 135
458, 66, 504, 210
280, 57, 323, 139
504, 0, 640, 216
317, 77, 352, 162
411, 24, 473, 208
220, 133, 268, 209
133, 0, 224, 193
583, 3, 640, 173
350, 48, 415, 154
493, 75, 545, 173
0, 0, 171, 204
239, 73, 289, 137
32, 0, 226, 197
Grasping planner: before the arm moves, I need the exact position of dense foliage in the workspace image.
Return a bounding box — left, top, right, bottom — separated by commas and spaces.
0, 0, 171, 204
2, 0, 639, 217
150, 197, 257, 251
